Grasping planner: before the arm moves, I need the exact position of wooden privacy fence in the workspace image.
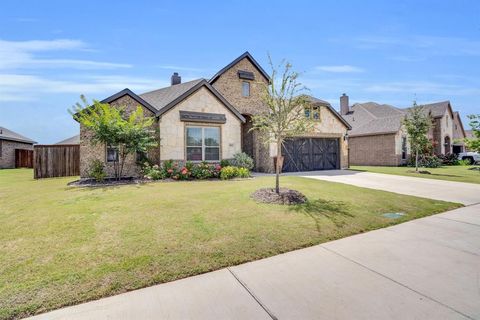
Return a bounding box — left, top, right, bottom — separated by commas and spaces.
15, 149, 33, 168
34, 144, 80, 179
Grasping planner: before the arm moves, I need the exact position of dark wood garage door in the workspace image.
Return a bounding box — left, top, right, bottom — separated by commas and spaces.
282, 138, 340, 172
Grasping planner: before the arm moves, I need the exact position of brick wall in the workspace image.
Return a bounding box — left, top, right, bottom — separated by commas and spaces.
349, 134, 401, 166
0, 140, 34, 169
80, 95, 160, 178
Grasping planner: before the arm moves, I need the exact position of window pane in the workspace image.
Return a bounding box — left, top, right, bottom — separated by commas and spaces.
186, 147, 203, 161
305, 107, 311, 118
107, 146, 118, 162
242, 81, 250, 97
204, 127, 220, 146
186, 127, 202, 146
312, 107, 320, 120
205, 147, 220, 161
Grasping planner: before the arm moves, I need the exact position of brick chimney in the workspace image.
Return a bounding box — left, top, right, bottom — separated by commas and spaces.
171, 72, 181, 85
340, 93, 349, 115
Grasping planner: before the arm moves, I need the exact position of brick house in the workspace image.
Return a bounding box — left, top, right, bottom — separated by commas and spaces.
341, 95, 466, 166
77, 52, 351, 178
0, 126, 36, 169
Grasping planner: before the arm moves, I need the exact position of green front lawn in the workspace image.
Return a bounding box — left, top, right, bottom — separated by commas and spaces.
0, 169, 461, 319
351, 165, 480, 184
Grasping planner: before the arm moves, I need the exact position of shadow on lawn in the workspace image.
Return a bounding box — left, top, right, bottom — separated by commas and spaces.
290, 199, 354, 231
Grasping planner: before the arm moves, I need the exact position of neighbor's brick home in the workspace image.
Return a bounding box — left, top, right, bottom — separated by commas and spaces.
342, 95, 466, 166
0, 127, 36, 169
78, 52, 351, 178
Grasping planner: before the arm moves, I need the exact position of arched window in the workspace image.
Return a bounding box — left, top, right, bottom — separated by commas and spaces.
444, 136, 451, 154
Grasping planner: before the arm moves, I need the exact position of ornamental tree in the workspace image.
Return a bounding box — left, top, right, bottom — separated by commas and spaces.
464, 114, 480, 152
71, 95, 157, 180
403, 101, 432, 172
251, 57, 313, 193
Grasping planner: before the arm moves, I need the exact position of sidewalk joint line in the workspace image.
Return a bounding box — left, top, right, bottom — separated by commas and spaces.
432, 216, 480, 228
320, 246, 474, 320
227, 267, 278, 320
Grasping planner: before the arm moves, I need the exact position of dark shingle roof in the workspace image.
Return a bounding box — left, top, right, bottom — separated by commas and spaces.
0, 126, 36, 144
343, 102, 406, 137
55, 134, 80, 145
139, 79, 203, 112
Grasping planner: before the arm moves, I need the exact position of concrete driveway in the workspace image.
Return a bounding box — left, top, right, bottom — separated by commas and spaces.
292, 170, 480, 205
27, 171, 480, 320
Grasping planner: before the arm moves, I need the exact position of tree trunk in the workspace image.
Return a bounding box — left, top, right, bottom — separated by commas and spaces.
275, 139, 283, 194
415, 149, 419, 172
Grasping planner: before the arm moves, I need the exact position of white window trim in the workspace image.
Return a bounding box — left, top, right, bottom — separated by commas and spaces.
185, 126, 221, 162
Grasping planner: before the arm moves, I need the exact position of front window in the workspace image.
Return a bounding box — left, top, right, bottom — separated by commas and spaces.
304, 106, 320, 121
401, 137, 407, 160
186, 126, 220, 161
242, 81, 250, 97
106, 145, 119, 162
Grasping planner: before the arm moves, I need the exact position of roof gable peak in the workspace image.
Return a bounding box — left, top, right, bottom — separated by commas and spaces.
209, 51, 270, 84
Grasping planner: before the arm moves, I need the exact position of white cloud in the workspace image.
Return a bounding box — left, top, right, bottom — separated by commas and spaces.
314, 65, 365, 73
0, 39, 131, 70
0, 74, 166, 102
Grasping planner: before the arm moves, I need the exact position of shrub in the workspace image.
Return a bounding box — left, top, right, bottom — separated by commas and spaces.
231, 152, 254, 170
88, 159, 107, 182
220, 166, 239, 180
438, 153, 459, 165
191, 162, 214, 179
220, 159, 231, 167
458, 159, 471, 166
407, 154, 442, 168
237, 167, 250, 178
142, 163, 166, 180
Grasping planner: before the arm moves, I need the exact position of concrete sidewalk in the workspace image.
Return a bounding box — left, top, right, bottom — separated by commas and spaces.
28, 204, 480, 320
294, 170, 480, 205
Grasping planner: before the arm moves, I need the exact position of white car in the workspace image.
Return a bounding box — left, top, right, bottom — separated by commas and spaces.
457, 152, 480, 164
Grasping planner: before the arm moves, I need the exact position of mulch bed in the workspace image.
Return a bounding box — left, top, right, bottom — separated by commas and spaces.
251, 188, 307, 205
68, 177, 150, 187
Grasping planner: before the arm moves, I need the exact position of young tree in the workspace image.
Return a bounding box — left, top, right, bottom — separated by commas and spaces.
71, 96, 157, 180
403, 101, 432, 172
464, 114, 480, 152
251, 58, 313, 193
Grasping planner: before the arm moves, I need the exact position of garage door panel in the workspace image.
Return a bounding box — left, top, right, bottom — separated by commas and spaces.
282, 138, 339, 172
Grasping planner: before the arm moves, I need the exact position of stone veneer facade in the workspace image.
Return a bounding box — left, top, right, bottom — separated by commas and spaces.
211, 57, 274, 172
80, 88, 242, 178
211, 57, 350, 171
159, 87, 242, 161
0, 140, 34, 169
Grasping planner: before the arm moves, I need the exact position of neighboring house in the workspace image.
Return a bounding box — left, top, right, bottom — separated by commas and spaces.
452, 111, 466, 154
77, 51, 351, 178
55, 134, 80, 145
341, 97, 409, 166
464, 130, 476, 152
342, 95, 464, 166
0, 126, 36, 169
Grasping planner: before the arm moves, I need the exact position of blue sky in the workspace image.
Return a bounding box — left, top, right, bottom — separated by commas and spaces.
1, 0, 479, 143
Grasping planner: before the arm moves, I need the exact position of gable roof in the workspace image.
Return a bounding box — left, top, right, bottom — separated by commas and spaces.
140, 79, 246, 122
404, 100, 453, 119
0, 126, 36, 144
209, 51, 270, 84
303, 95, 351, 129
342, 102, 406, 137
453, 111, 466, 139
101, 88, 158, 115
55, 134, 80, 145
